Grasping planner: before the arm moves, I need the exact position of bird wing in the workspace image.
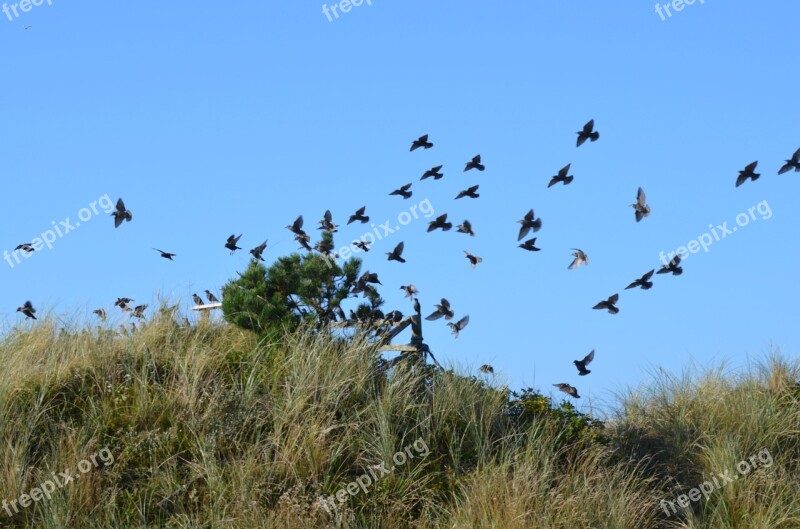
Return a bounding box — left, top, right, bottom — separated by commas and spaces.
745, 161, 759, 172
609, 293, 619, 304
583, 119, 594, 133
637, 187, 647, 207
116, 198, 126, 212
642, 269, 656, 281
583, 349, 595, 365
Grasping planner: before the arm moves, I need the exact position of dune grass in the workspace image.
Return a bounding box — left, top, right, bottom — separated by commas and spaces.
0, 312, 797, 528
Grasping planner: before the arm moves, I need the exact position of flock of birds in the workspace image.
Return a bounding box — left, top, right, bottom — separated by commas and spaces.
12, 124, 799, 400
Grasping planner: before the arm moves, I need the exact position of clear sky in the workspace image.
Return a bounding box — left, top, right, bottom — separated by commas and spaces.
2, 1, 797, 414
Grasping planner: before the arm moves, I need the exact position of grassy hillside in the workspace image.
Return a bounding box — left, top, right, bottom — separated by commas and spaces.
0, 312, 798, 528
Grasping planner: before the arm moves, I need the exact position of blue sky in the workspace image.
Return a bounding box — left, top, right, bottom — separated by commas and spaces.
2, 1, 798, 413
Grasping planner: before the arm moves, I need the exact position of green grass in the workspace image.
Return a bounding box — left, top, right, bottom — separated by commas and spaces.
0, 312, 797, 528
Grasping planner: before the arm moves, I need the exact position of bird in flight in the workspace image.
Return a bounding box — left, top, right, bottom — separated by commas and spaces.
390, 183, 413, 199
456, 220, 475, 237
17, 301, 36, 320
192, 293, 204, 306
448, 315, 470, 338
410, 134, 433, 152
464, 155, 485, 172
426, 298, 454, 321
626, 269, 656, 290
568, 249, 589, 270
153, 248, 176, 260
93, 308, 107, 321
657, 255, 683, 276
131, 305, 148, 319
593, 294, 620, 314
518, 238, 541, 252
479, 364, 494, 375
464, 251, 482, 268
400, 284, 418, 299
517, 209, 542, 241
112, 198, 132, 228
455, 185, 479, 199
778, 148, 800, 175
287, 215, 305, 235
421, 165, 444, 181
114, 297, 133, 308
15, 243, 34, 253
250, 240, 268, 261
204, 290, 219, 303
386, 242, 406, 263
225, 234, 242, 254
353, 240, 371, 252
574, 350, 595, 376
348, 206, 369, 225
548, 164, 574, 188
576, 119, 599, 147
318, 210, 337, 232
553, 383, 580, 398
632, 187, 651, 222
427, 214, 453, 232
736, 161, 760, 187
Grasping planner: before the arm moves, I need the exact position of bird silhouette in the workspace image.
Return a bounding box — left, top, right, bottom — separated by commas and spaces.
518, 238, 541, 252
315, 238, 335, 256
112, 198, 132, 228
464, 251, 482, 268
448, 315, 470, 338
400, 284, 418, 299
131, 305, 148, 319
413, 297, 421, 314
386, 242, 406, 263
225, 234, 242, 254
250, 240, 268, 261
464, 155, 485, 172
426, 298, 454, 321
93, 308, 106, 321
15, 243, 34, 253
657, 255, 683, 276
553, 383, 580, 398
114, 297, 133, 308
568, 249, 589, 270
192, 293, 204, 306
353, 240, 371, 252
593, 294, 620, 314
626, 269, 656, 290
287, 215, 305, 235
348, 206, 369, 224
295, 233, 312, 251
456, 220, 475, 237
736, 161, 760, 187
479, 364, 494, 374
778, 148, 800, 175
390, 183, 413, 199
548, 164, 574, 187
421, 165, 444, 181
632, 187, 651, 222
574, 350, 595, 376
153, 248, 176, 260
427, 214, 452, 232
455, 185, 480, 199
410, 134, 433, 151
204, 290, 219, 303
318, 210, 338, 232
17, 301, 36, 320
517, 209, 542, 241
576, 119, 599, 147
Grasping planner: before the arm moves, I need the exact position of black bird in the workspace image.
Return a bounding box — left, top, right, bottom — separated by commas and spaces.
479, 364, 494, 375
410, 134, 433, 152
518, 238, 541, 252
576, 119, 599, 147
390, 183, 413, 199
387, 242, 406, 263
421, 165, 444, 181
153, 248, 176, 260
426, 298, 454, 321
287, 215, 305, 235
427, 214, 452, 232
385, 310, 404, 324
93, 308, 107, 321
548, 164, 574, 187
17, 301, 36, 320
593, 294, 620, 315
464, 251, 482, 268
632, 187, 651, 222
736, 161, 760, 187
553, 383, 580, 399
413, 297, 421, 314
15, 243, 34, 253
348, 206, 369, 225
778, 148, 800, 175
296, 233, 313, 251
112, 198, 133, 228
464, 155, 485, 172
131, 305, 148, 319
114, 297, 133, 308
456, 220, 475, 237
318, 210, 338, 232
400, 284, 418, 299
204, 290, 219, 303
455, 185, 480, 199
448, 315, 470, 338
192, 293, 204, 306
657, 255, 683, 276
250, 240, 268, 261
517, 209, 542, 241
315, 238, 335, 256
574, 350, 595, 376
359, 271, 382, 285
225, 234, 242, 254
626, 269, 656, 290
353, 240, 371, 252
